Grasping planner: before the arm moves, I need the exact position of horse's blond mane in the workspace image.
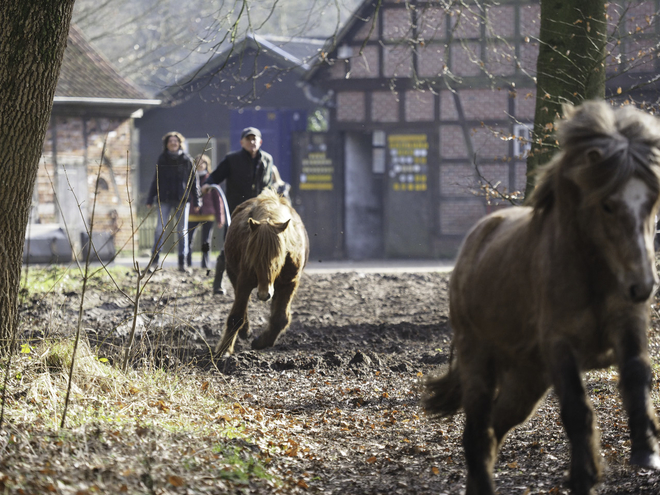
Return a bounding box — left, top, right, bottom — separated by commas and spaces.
245, 189, 293, 280
529, 101, 660, 212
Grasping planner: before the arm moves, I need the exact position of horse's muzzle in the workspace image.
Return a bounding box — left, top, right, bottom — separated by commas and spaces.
257, 287, 273, 301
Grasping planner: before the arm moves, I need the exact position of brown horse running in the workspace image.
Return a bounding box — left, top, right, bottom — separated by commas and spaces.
422, 101, 660, 495
215, 189, 309, 355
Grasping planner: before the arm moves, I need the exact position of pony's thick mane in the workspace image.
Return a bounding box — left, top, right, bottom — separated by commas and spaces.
529, 101, 660, 212
245, 189, 292, 280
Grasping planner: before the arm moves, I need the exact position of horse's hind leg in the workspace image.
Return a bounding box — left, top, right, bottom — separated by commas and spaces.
616, 328, 660, 469
215, 281, 252, 356
460, 351, 498, 495
252, 281, 297, 350
549, 341, 600, 495
492, 366, 549, 447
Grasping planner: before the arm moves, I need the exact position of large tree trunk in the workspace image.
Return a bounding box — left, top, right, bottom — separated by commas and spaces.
0, 2, 76, 349
525, 0, 607, 197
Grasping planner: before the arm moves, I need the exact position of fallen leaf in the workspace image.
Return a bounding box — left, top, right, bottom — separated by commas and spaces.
168, 475, 184, 487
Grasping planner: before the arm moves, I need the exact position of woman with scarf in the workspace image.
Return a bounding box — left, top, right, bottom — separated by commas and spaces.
145, 131, 201, 273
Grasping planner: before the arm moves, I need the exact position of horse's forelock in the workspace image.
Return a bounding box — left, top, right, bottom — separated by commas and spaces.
245, 192, 291, 281
531, 102, 660, 210
246, 221, 287, 282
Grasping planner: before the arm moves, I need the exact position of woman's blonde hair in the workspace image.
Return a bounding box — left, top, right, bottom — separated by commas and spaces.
194, 154, 211, 171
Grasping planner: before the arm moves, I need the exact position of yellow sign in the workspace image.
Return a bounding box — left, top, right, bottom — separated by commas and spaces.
300, 147, 334, 191
388, 134, 428, 191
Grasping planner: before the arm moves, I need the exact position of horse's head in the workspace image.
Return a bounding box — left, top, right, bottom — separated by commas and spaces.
247, 217, 290, 301
556, 102, 660, 303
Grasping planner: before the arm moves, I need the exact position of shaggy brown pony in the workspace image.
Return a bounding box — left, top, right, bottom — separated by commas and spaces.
422, 101, 660, 495
215, 189, 309, 355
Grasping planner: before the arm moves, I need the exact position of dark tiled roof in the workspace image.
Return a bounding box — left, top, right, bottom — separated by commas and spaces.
56, 24, 148, 100
158, 34, 325, 99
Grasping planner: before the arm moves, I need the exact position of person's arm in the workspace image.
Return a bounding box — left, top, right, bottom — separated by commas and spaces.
202, 156, 230, 193
186, 155, 202, 208
146, 165, 159, 207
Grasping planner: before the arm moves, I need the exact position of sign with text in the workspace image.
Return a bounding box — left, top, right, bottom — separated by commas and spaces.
388, 134, 428, 192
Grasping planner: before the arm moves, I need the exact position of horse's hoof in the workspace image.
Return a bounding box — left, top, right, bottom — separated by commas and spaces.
213, 288, 226, 296
251, 336, 272, 350
630, 450, 660, 470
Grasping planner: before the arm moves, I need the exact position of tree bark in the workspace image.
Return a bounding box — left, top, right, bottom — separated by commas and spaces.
0, 2, 76, 349
525, 0, 607, 197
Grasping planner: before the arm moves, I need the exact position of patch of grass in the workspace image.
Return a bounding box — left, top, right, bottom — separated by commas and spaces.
0, 338, 280, 492
21, 265, 134, 295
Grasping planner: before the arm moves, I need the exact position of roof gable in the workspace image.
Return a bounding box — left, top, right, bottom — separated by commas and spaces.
157, 34, 325, 101
56, 24, 149, 101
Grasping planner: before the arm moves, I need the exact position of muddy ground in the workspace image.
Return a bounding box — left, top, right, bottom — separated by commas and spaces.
17, 266, 660, 494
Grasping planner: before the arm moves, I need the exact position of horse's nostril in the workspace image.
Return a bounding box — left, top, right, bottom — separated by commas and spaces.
630, 283, 652, 302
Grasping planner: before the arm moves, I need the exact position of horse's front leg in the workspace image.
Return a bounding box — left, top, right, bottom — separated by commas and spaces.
215, 278, 253, 356
548, 340, 600, 495
252, 280, 297, 350
616, 324, 660, 469
460, 352, 497, 495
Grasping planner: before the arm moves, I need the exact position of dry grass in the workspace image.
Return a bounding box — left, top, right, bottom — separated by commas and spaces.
0, 333, 281, 493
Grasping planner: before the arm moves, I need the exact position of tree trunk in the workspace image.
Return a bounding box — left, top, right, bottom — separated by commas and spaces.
525, 0, 607, 197
0, 2, 76, 349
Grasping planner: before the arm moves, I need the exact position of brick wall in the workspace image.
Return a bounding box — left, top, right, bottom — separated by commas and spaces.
451, 41, 481, 76
440, 91, 459, 120
350, 45, 379, 78
36, 116, 137, 253
520, 4, 541, 38
417, 43, 446, 78
449, 8, 482, 39
372, 91, 399, 122
487, 5, 516, 38
519, 41, 539, 75
383, 8, 412, 40
440, 126, 468, 158
383, 44, 414, 77
485, 40, 516, 76
337, 91, 366, 122
514, 89, 537, 120
470, 125, 510, 159
405, 90, 435, 122
440, 164, 475, 196
440, 200, 485, 235
417, 6, 446, 42
515, 162, 528, 192
460, 89, 510, 120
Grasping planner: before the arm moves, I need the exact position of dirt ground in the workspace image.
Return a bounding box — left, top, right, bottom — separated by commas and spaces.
16, 265, 660, 494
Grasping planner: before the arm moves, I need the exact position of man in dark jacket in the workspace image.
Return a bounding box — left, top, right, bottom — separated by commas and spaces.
146, 131, 202, 273
202, 126, 275, 294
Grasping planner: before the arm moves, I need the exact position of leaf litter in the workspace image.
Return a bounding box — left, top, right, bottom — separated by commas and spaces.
5, 267, 660, 493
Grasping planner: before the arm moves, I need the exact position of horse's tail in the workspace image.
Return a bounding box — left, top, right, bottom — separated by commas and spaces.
421, 357, 462, 417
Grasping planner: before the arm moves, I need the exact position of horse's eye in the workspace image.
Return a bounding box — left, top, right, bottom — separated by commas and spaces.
602, 201, 615, 214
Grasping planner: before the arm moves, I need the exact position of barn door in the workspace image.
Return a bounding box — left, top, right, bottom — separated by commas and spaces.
291, 132, 343, 260
384, 133, 432, 257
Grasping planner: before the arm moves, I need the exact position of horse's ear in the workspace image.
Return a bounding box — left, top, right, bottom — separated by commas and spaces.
562, 102, 576, 120
274, 219, 290, 234
248, 218, 260, 231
